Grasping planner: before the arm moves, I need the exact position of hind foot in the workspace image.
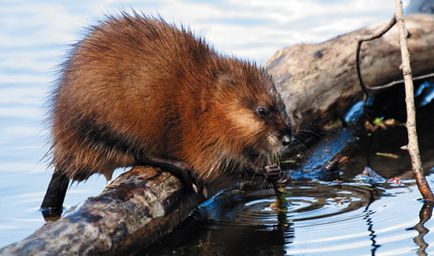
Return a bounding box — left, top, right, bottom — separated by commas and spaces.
145, 156, 208, 198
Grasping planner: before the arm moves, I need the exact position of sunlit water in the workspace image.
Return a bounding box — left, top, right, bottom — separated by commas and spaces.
2, 1, 433, 255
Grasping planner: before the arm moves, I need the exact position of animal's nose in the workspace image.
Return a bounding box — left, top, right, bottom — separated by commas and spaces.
281, 135, 291, 146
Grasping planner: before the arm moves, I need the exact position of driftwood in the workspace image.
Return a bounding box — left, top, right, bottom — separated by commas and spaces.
2, 13, 434, 255
266, 14, 434, 130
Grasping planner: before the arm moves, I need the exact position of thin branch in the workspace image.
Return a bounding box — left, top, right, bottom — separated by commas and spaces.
356, 16, 397, 96
395, 0, 434, 201
367, 72, 434, 92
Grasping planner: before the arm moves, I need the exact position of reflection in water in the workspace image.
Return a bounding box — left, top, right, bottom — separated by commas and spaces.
407, 202, 434, 256
276, 211, 294, 256
143, 212, 295, 255
362, 188, 380, 255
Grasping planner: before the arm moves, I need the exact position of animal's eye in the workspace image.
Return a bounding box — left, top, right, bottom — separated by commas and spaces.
257, 107, 268, 116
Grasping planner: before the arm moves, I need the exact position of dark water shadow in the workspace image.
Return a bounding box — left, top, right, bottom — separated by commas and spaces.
141, 213, 294, 256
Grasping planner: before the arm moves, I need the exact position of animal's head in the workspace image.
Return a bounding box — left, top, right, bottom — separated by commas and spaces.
211, 59, 293, 169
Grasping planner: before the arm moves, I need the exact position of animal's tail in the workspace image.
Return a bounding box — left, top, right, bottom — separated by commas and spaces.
40, 171, 69, 220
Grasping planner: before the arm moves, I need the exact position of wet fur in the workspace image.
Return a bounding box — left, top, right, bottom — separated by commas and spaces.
48, 12, 291, 184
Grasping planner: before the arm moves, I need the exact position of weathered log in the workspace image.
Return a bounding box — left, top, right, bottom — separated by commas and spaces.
266, 14, 434, 130
0, 167, 234, 255
2, 13, 434, 256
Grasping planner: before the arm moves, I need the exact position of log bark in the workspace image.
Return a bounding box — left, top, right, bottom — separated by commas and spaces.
2, 13, 434, 256
266, 14, 434, 131
0, 167, 234, 255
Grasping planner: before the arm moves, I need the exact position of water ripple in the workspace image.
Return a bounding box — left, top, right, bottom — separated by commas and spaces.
194, 182, 377, 227
191, 181, 434, 255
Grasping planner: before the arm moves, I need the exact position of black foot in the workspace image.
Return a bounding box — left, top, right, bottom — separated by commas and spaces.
40, 171, 69, 221
145, 156, 208, 198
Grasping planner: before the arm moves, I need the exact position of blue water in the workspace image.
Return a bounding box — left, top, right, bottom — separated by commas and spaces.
4, 1, 434, 255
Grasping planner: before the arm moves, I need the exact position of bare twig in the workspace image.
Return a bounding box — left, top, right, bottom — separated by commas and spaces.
356, 16, 396, 96
395, 0, 434, 201
354, 1, 434, 201
367, 72, 434, 92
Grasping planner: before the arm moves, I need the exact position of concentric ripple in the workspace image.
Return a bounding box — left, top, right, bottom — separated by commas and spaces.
193, 182, 379, 228
143, 177, 434, 255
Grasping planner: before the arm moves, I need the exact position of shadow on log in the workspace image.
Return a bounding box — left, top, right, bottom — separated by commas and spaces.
2, 13, 434, 256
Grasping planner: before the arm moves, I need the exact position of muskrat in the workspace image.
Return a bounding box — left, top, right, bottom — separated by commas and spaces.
41, 13, 293, 217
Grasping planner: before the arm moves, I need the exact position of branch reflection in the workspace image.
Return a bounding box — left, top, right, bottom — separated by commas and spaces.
407, 202, 433, 256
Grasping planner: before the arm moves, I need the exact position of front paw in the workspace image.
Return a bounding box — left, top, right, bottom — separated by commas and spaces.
265, 164, 282, 183
265, 165, 289, 184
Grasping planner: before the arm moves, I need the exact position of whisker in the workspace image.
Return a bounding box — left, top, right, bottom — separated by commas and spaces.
294, 138, 309, 153
291, 138, 308, 157
297, 129, 323, 139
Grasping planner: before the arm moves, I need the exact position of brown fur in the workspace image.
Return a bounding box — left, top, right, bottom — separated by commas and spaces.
49, 12, 291, 184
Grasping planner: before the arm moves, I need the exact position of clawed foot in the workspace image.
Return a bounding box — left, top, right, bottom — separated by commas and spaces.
265, 164, 289, 184
146, 156, 208, 198
177, 163, 208, 198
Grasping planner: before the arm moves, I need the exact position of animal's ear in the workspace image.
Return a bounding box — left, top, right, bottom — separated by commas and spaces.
215, 72, 235, 88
